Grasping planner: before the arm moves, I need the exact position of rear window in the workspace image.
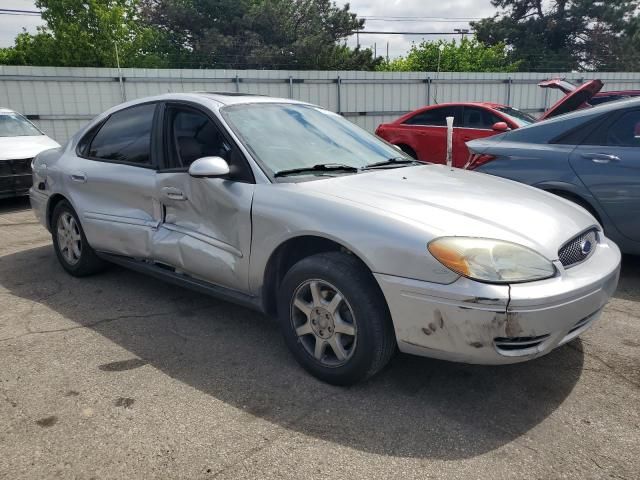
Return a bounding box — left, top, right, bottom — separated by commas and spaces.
87, 103, 156, 165
403, 106, 463, 127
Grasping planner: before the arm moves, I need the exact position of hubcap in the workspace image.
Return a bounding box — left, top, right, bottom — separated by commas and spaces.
56, 212, 82, 265
291, 279, 357, 367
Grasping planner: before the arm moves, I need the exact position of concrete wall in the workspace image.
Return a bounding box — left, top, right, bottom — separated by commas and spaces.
1, 65, 639, 143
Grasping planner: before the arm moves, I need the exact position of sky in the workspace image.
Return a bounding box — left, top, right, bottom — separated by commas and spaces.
0, 0, 497, 58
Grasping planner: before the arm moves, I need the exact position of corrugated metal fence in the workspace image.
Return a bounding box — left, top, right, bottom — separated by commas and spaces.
1, 66, 639, 143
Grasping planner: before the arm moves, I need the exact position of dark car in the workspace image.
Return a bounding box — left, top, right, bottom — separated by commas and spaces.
466, 98, 640, 255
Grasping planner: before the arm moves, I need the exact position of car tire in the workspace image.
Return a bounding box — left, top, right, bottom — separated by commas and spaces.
51, 200, 106, 277
277, 251, 396, 385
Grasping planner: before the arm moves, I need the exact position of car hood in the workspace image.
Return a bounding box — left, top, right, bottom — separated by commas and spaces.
303, 165, 596, 260
539, 79, 603, 120
0, 135, 60, 161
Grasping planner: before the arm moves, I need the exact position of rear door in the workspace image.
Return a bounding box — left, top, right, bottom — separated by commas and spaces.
69, 102, 161, 258
152, 102, 255, 292
569, 108, 640, 241
400, 106, 463, 164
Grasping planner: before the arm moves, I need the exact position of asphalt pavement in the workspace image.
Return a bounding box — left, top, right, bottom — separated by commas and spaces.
1, 197, 638, 479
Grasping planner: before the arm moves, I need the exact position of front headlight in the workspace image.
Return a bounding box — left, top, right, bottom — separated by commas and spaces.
428, 237, 556, 284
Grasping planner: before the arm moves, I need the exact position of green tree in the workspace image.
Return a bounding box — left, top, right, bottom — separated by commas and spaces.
472, 0, 639, 72
140, 0, 380, 69
0, 0, 174, 67
378, 38, 520, 72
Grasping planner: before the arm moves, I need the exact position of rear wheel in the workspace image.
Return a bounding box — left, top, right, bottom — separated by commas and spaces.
278, 252, 396, 385
52, 201, 106, 277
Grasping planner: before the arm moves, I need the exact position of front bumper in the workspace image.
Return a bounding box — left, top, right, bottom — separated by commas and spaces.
375, 238, 621, 364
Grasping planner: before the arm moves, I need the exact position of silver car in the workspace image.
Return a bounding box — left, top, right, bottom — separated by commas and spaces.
30, 93, 621, 385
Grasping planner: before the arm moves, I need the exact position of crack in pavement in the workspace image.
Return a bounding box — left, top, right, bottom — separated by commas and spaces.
210, 392, 335, 479
0, 311, 173, 343
567, 342, 639, 390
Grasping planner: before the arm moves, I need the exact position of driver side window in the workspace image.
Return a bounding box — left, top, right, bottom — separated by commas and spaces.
166, 106, 231, 169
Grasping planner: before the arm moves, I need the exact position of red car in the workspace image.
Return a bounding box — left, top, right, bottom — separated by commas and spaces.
375, 80, 603, 168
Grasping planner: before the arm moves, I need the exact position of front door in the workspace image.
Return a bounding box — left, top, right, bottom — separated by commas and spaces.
569, 108, 640, 241
69, 102, 161, 259
153, 103, 255, 292
456, 106, 504, 168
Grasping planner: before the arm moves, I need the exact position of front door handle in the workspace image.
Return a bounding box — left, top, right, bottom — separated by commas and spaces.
162, 186, 187, 201
69, 172, 87, 183
582, 153, 621, 164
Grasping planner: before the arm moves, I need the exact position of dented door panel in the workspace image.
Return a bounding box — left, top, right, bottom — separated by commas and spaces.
153, 172, 254, 292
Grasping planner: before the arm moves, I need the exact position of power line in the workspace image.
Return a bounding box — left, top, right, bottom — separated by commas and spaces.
355, 31, 468, 35
362, 16, 482, 20
0, 8, 41, 16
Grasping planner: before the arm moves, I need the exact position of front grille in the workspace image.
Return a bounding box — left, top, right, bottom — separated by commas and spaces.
0, 158, 33, 195
494, 334, 550, 352
558, 229, 598, 268
0, 158, 32, 175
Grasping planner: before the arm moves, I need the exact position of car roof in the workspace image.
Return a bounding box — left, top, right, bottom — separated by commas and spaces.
0, 108, 17, 114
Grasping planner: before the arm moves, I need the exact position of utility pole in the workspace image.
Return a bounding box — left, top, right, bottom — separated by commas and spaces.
453, 28, 470, 41
386, 42, 389, 63
114, 42, 126, 103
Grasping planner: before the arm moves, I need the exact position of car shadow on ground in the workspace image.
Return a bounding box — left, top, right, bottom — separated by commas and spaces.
2, 245, 586, 460
615, 255, 640, 302
0, 197, 30, 214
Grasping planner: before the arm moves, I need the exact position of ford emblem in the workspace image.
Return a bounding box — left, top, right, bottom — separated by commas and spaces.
580, 239, 593, 255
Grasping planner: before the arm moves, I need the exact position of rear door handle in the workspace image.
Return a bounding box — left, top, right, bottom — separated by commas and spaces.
582, 153, 621, 164
162, 186, 187, 201
69, 172, 87, 183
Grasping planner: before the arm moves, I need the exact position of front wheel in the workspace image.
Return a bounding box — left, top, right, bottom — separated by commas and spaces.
278, 252, 396, 385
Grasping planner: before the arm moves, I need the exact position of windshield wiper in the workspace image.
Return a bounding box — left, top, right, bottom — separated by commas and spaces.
363, 157, 421, 170
274, 163, 359, 178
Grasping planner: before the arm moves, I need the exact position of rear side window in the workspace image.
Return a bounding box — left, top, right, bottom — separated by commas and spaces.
403, 106, 463, 127
462, 107, 502, 129
605, 110, 640, 147
88, 103, 156, 165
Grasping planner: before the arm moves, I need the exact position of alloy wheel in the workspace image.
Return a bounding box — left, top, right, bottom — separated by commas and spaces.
290, 279, 357, 367
56, 212, 82, 265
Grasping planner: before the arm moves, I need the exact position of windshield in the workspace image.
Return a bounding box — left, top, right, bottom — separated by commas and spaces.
495, 106, 537, 127
222, 103, 407, 177
0, 113, 43, 137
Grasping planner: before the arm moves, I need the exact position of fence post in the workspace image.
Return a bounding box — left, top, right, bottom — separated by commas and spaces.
506, 76, 513, 106
426, 76, 431, 106
289, 76, 293, 99
235, 74, 240, 93
337, 76, 342, 114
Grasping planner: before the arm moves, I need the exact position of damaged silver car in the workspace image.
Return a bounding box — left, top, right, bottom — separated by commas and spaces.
30, 93, 621, 385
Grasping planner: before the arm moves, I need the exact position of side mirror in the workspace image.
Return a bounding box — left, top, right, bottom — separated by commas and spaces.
492, 122, 510, 132
188, 156, 230, 178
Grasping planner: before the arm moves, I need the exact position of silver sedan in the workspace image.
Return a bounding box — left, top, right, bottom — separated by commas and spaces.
30, 93, 621, 385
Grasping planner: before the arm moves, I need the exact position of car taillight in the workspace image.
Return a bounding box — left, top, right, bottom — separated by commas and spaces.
465, 154, 496, 170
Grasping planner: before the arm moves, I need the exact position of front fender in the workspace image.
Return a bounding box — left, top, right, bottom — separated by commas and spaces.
247, 184, 459, 296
